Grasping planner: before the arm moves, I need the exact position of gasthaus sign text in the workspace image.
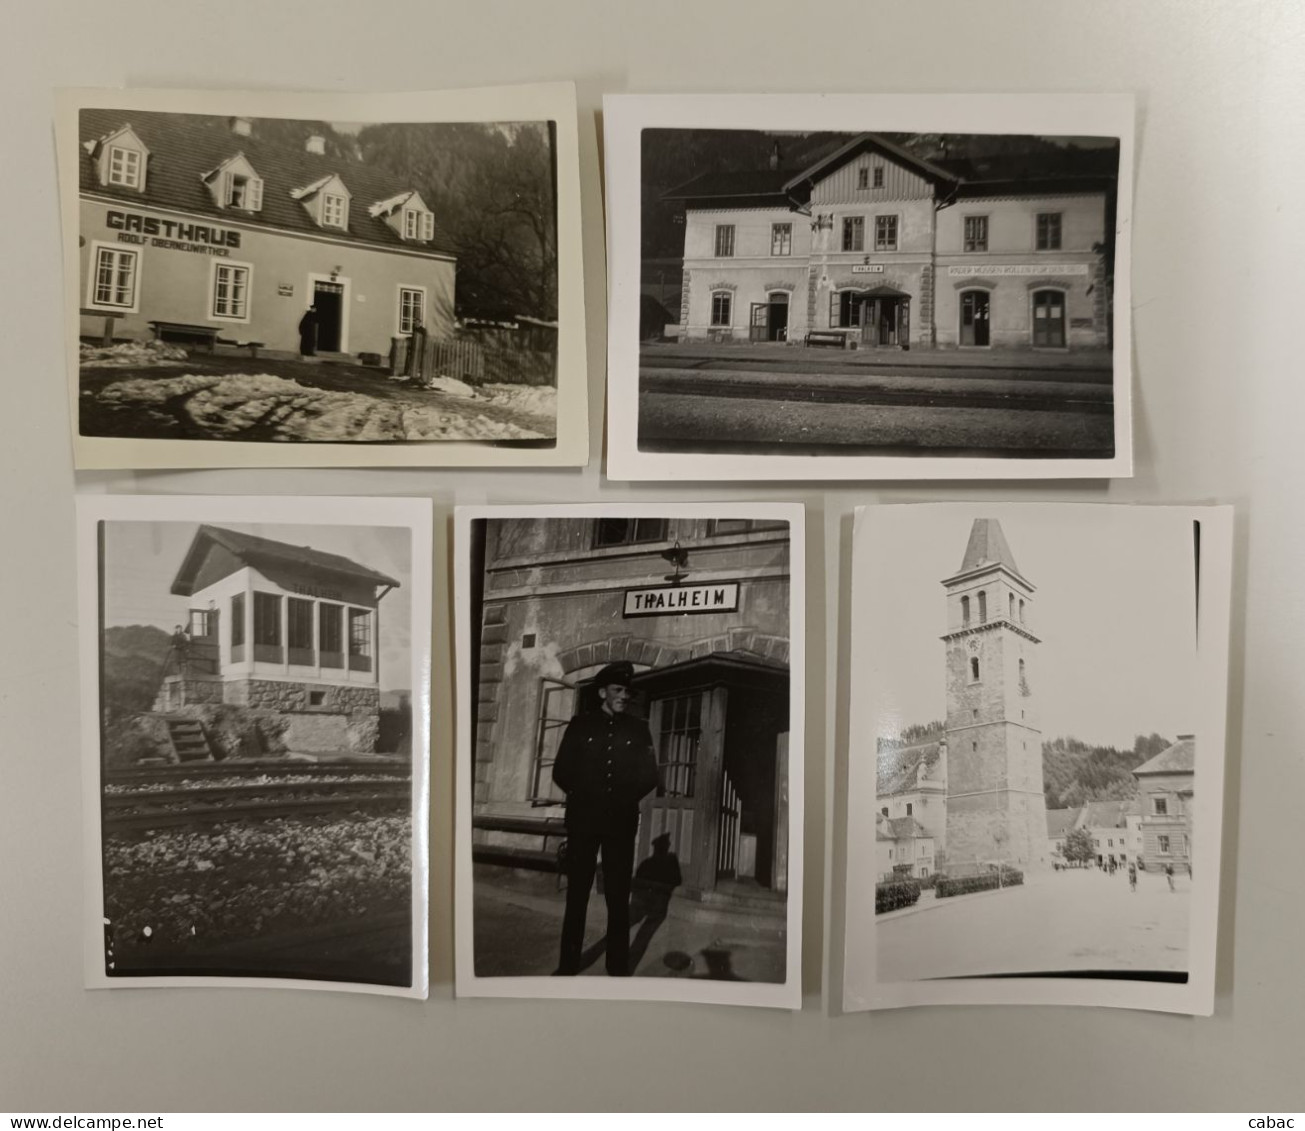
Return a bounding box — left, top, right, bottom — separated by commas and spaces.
623, 582, 740, 617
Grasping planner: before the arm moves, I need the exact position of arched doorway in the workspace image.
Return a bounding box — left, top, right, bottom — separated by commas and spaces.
960, 289, 991, 347
749, 291, 790, 342
1032, 288, 1066, 347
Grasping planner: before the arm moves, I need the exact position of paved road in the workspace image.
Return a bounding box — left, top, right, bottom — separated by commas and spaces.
877, 867, 1190, 982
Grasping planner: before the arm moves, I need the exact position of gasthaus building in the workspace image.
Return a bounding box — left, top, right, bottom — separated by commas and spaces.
77, 110, 456, 357
471, 518, 792, 901
667, 133, 1115, 353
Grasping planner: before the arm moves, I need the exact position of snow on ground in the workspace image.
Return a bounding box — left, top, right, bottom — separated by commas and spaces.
81, 340, 188, 368
480, 383, 557, 419
95, 372, 550, 441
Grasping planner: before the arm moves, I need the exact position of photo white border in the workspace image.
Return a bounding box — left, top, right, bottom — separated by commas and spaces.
58, 83, 588, 469
604, 92, 1135, 481
836, 503, 1232, 1015
453, 501, 805, 1008
76, 493, 433, 998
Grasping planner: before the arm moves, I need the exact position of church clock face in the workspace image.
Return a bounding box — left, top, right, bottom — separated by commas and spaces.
967, 637, 981, 654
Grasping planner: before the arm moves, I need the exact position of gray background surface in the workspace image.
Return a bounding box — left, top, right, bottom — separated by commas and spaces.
1, 0, 1301, 1112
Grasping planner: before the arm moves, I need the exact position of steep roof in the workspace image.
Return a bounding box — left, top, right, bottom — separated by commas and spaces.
1046, 807, 1082, 838
781, 133, 959, 194
79, 109, 457, 257
877, 738, 943, 797
1133, 736, 1196, 776
171, 524, 400, 597
887, 816, 930, 840
1080, 799, 1131, 830
958, 518, 1022, 577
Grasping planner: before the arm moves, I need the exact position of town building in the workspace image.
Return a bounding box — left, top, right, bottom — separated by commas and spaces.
1078, 799, 1133, 867
942, 519, 1048, 871
155, 524, 398, 754
1133, 735, 1195, 871
1046, 805, 1082, 865
876, 732, 948, 865
665, 133, 1114, 353
471, 517, 792, 901
77, 111, 457, 358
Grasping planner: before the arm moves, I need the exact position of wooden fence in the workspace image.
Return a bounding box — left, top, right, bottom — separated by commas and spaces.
391, 329, 485, 384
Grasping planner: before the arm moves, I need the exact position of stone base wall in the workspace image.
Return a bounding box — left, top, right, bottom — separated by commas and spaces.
223, 678, 379, 713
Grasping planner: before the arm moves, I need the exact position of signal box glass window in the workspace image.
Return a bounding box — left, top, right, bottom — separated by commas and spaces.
964, 215, 989, 252
710, 291, 732, 327
92, 246, 138, 309
108, 146, 142, 189
253, 593, 282, 662
593, 518, 669, 548
875, 215, 898, 251
319, 604, 343, 668
842, 216, 865, 252
771, 223, 792, 257
288, 598, 314, 654
348, 609, 372, 671
399, 287, 425, 335
1036, 212, 1062, 250
714, 224, 735, 257
212, 263, 250, 320
230, 593, 245, 649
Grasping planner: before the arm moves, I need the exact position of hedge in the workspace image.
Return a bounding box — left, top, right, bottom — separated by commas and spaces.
935, 865, 1024, 899
875, 878, 922, 914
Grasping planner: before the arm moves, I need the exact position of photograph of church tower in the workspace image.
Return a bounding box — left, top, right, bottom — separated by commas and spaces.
941, 519, 1047, 873
841, 504, 1231, 1009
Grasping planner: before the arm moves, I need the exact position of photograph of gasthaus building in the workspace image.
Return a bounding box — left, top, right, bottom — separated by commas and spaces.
464, 513, 797, 991
842, 507, 1206, 990
639, 128, 1121, 459
73, 107, 559, 445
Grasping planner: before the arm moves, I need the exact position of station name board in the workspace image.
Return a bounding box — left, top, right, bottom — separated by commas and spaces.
106, 209, 241, 257
851, 265, 885, 274
623, 583, 740, 618
947, 264, 1089, 277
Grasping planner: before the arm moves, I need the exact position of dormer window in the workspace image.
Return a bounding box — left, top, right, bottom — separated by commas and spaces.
402, 207, 435, 242
226, 172, 261, 210
108, 146, 142, 188
92, 125, 149, 192
202, 155, 264, 212
322, 192, 347, 229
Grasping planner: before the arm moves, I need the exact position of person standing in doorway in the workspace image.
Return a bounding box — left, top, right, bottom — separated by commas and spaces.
298, 305, 319, 358
552, 661, 660, 977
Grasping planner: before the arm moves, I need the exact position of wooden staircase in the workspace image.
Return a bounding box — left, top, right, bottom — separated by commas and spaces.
164, 716, 214, 763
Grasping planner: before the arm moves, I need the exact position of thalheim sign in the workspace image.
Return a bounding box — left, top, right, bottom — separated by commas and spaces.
623, 583, 740, 618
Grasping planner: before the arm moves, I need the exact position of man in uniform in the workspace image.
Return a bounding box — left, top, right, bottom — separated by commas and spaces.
551, 661, 660, 976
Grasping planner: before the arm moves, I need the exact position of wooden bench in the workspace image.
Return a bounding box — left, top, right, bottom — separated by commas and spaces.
472, 812, 566, 874
148, 321, 219, 353
804, 330, 853, 349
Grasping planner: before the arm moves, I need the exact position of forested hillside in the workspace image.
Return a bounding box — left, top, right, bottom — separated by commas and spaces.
102, 624, 170, 718
1040, 732, 1173, 808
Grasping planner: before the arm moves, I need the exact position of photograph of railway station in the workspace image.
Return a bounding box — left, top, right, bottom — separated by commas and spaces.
94, 518, 418, 988
637, 127, 1122, 460
464, 512, 799, 994
70, 104, 560, 445
842, 507, 1210, 995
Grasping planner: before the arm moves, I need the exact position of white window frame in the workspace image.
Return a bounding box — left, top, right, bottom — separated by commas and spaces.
397, 284, 427, 336
841, 215, 865, 253
714, 224, 735, 258
322, 192, 348, 230
709, 290, 733, 328
874, 213, 899, 252
873, 166, 885, 188
209, 259, 254, 323
1036, 211, 1063, 251
857, 166, 869, 190
225, 172, 263, 212
770, 222, 792, 257
107, 145, 143, 189
963, 214, 989, 253
86, 241, 141, 313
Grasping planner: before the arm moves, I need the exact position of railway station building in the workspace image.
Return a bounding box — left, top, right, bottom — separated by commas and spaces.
77, 110, 457, 358
666, 133, 1114, 354
471, 517, 793, 902
153, 524, 399, 755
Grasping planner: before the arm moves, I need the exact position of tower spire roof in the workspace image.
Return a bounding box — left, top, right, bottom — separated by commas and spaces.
956, 518, 1022, 578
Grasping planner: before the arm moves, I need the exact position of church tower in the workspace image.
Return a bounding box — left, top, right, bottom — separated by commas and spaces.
941, 519, 1048, 871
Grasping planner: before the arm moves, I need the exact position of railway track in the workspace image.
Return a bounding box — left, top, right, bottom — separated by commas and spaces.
102, 760, 412, 831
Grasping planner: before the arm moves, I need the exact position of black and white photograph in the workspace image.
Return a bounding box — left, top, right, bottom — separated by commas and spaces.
604, 94, 1134, 481
838, 504, 1232, 1015
59, 84, 588, 469
454, 504, 804, 1008
77, 495, 432, 996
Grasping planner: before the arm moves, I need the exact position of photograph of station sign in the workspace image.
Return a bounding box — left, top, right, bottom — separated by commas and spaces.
69, 103, 560, 448
840, 505, 1228, 1010
636, 124, 1123, 462
457, 508, 803, 1006
81, 497, 430, 995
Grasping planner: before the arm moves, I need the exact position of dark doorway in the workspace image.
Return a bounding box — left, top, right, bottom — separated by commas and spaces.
313, 281, 345, 352
1032, 288, 1066, 347
720, 685, 786, 888
961, 290, 991, 347
766, 293, 789, 342
856, 288, 910, 348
